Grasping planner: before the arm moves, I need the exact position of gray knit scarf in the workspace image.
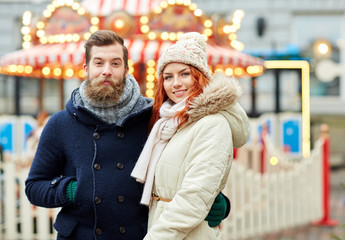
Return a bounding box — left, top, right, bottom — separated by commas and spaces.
75, 74, 141, 125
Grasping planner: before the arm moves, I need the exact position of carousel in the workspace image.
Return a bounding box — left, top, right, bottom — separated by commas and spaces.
0, 0, 264, 111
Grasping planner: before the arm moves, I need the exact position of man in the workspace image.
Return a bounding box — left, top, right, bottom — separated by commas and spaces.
25, 30, 229, 240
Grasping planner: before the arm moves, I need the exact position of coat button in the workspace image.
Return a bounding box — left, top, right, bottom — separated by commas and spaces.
50, 179, 57, 185
119, 226, 126, 234
118, 195, 125, 203
95, 228, 102, 235
117, 131, 124, 139
93, 132, 100, 139
73, 113, 77, 120
94, 197, 102, 204
94, 163, 101, 170
117, 163, 124, 169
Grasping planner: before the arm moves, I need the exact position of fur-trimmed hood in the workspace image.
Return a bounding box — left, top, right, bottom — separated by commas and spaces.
187, 73, 250, 148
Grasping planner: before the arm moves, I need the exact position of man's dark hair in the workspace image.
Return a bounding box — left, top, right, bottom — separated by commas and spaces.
84, 30, 128, 69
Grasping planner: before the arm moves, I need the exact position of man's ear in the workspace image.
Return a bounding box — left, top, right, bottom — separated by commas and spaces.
125, 66, 129, 77
83, 63, 88, 77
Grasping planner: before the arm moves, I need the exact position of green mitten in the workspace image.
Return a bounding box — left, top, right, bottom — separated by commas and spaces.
66, 180, 77, 203
205, 193, 227, 227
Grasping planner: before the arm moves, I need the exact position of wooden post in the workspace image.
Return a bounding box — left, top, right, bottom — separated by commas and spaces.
313, 124, 338, 226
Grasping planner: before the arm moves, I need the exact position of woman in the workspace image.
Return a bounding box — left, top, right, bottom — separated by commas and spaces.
131, 32, 249, 239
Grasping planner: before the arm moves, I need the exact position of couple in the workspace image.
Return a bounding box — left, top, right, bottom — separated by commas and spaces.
25, 30, 249, 239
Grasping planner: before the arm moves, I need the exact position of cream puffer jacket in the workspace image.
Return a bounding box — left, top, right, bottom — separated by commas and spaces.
144, 73, 250, 240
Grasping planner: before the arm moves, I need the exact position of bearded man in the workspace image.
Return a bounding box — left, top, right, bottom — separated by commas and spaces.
25, 30, 229, 240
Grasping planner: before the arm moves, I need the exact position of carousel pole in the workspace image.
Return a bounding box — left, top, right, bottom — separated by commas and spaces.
250, 76, 258, 117
274, 69, 280, 114
14, 76, 21, 115
39, 77, 45, 112
59, 78, 64, 110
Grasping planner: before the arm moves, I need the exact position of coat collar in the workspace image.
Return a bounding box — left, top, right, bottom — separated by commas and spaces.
186, 73, 249, 148
187, 73, 242, 122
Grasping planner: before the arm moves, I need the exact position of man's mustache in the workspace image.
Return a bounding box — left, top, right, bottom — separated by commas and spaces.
93, 77, 117, 88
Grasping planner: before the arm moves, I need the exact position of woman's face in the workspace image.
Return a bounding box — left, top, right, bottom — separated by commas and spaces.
162, 63, 194, 104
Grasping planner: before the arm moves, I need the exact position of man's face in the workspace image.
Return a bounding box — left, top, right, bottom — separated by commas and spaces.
83, 43, 129, 104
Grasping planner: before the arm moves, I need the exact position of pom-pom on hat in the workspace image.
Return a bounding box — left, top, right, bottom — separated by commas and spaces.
157, 32, 212, 79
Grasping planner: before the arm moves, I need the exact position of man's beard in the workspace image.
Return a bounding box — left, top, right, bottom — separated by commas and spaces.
84, 74, 126, 105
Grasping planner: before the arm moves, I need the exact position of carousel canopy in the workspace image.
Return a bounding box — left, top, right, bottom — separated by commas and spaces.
0, 0, 265, 79
0, 39, 264, 70
81, 0, 163, 16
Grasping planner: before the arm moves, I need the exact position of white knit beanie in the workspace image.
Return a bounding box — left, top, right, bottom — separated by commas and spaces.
157, 32, 212, 80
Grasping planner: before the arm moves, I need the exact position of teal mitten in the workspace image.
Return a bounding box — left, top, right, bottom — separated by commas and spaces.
66, 180, 77, 203
205, 193, 227, 227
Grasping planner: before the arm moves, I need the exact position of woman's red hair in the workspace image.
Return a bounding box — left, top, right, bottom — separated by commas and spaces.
148, 66, 210, 131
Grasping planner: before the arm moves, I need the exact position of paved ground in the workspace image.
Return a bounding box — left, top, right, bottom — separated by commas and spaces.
252, 167, 345, 240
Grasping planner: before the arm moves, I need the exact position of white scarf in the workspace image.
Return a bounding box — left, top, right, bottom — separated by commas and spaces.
131, 98, 187, 206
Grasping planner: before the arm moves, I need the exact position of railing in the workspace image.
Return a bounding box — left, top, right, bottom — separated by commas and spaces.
220, 129, 324, 239
0, 158, 59, 240
0, 123, 328, 240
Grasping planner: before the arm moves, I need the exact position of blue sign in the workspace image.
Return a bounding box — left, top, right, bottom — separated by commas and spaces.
0, 123, 14, 153
23, 122, 35, 152
282, 119, 301, 154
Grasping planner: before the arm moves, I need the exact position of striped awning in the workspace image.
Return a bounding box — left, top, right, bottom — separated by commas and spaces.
0, 42, 85, 67
80, 0, 163, 16
126, 39, 264, 67
0, 39, 264, 69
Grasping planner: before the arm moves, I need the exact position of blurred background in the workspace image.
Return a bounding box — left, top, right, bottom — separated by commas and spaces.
1, 0, 345, 167
0, 0, 344, 239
